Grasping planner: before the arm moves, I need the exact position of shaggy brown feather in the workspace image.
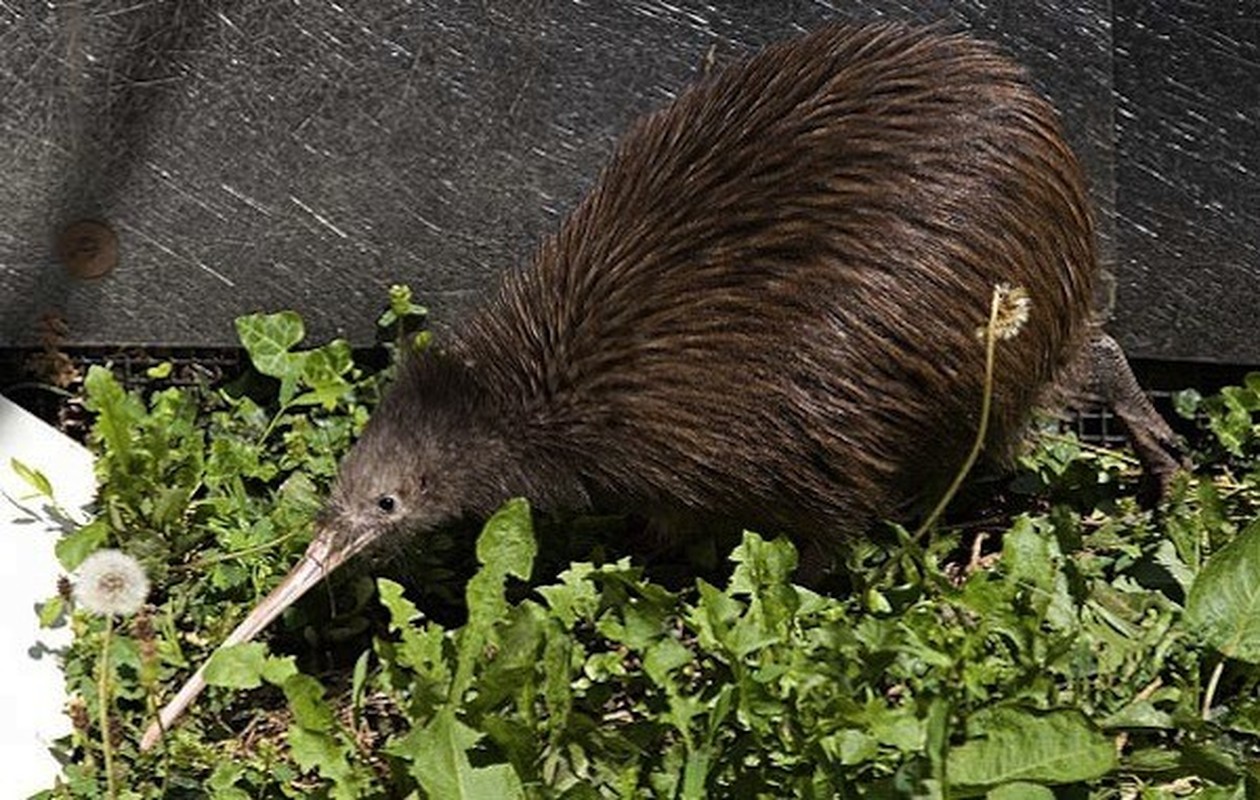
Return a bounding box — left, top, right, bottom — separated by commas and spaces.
336, 22, 1097, 576
141, 22, 1148, 749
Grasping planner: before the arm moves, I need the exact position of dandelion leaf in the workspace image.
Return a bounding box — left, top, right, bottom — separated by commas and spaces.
1186, 518, 1260, 663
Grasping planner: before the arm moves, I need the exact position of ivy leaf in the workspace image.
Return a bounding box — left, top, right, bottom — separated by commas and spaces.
146, 361, 173, 379
235, 311, 306, 379
1186, 518, 1260, 663
292, 339, 355, 409
1173, 388, 1203, 419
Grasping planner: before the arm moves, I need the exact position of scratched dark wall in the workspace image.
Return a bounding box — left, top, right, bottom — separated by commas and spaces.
1112, 2, 1260, 365
0, 1, 1235, 362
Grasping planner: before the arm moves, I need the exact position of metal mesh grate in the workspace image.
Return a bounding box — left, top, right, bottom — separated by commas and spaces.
1064, 389, 1184, 448
1, 346, 245, 439
1, 348, 1254, 446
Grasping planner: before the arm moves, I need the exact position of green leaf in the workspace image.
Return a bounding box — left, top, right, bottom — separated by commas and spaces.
691, 579, 743, 653
235, 311, 306, 379
82, 365, 145, 460
207, 761, 250, 800
283, 673, 336, 732
541, 624, 573, 737
1206, 385, 1260, 456
680, 746, 713, 800
946, 708, 1115, 793
728, 531, 797, 592
302, 339, 352, 383
378, 578, 449, 696
1173, 388, 1202, 419
351, 649, 370, 721
292, 339, 355, 409
823, 729, 878, 765
475, 497, 537, 581
287, 727, 362, 797
378, 284, 428, 329
146, 361, 173, 379
643, 637, 693, 688
986, 783, 1054, 800
537, 562, 600, 627
37, 596, 67, 628
203, 642, 269, 689
10, 458, 53, 498
55, 519, 109, 571
1186, 518, 1260, 662
378, 578, 422, 629
403, 709, 525, 799
450, 499, 537, 700
261, 654, 298, 686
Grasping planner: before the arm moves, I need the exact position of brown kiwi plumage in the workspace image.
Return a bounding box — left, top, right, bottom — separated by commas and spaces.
143, 22, 1116, 749
335, 22, 1095, 572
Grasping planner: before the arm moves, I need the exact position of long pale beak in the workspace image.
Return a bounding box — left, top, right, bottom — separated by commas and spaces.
139, 526, 368, 751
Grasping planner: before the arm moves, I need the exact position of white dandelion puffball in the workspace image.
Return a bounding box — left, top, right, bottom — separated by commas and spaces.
73, 549, 150, 616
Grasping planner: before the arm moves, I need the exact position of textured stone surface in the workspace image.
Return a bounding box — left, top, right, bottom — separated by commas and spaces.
1, 1, 1131, 352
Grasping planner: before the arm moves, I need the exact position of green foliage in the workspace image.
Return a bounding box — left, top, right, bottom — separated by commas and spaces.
1176, 375, 1260, 458
37, 302, 1260, 798
1186, 518, 1260, 663
945, 708, 1114, 793
377, 283, 433, 354
12, 456, 54, 498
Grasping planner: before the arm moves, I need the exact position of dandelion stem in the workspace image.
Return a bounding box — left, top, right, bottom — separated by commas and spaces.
99, 616, 118, 800
914, 288, 1002, 541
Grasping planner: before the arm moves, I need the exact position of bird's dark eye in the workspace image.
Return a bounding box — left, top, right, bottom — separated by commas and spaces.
376, 495, 397, 514
418, 475, 429, 494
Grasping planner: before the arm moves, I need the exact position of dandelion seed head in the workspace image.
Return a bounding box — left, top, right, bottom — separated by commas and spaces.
977, 283, 1032, 341
73, 549, 149, 617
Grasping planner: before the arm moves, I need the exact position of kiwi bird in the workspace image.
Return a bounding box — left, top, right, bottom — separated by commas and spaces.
141, 21, 1180, 749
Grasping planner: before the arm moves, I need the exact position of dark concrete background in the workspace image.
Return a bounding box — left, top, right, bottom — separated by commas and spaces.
0, 1, 1252, 364
1113, 1, 1260, 365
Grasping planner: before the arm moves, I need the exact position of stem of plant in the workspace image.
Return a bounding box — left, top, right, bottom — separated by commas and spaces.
99, 616, 118, 800
1202, 658, 1225, 721
914, 288, 1002, 541
257, 400, 294, 447
1039, 431, 1141, 465
178, 527, 305, 571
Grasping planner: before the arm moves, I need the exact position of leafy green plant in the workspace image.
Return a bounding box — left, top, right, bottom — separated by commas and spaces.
29, 293, 1260, 798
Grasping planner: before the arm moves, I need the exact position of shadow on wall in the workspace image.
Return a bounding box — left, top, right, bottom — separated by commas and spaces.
6, 3, 218, 343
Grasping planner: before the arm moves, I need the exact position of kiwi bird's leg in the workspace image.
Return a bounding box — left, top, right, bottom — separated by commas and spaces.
1085, 332, 1186, 500
139, 527, 358, 751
